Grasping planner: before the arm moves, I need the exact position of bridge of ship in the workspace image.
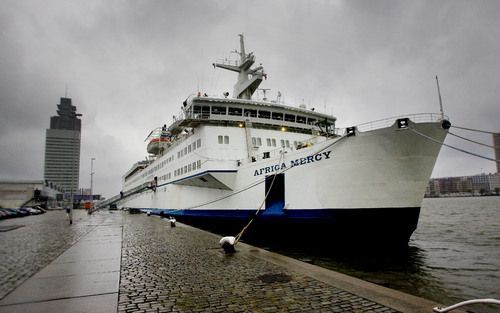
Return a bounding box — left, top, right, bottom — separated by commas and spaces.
168, 96, 338, 136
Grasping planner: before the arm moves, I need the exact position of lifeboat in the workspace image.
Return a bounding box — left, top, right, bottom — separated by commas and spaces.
147, 134, 170, 155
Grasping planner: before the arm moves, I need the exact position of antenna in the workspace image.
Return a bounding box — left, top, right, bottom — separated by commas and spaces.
65, 84, 69, 97
259, 88, 270, 101
276, 91, 282, 103
435, 75, 444, 119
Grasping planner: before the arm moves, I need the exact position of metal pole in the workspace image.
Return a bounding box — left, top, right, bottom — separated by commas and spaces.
90, 157, 95, 199
69, 131, 75, 224
435, 75, 444, 119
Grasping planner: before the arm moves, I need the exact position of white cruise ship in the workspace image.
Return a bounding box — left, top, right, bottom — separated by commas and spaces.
118, 35, 449, 246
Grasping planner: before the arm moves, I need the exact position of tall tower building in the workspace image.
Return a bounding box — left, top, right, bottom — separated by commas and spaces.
494, 132, 500, 173
44, 97, 82, 195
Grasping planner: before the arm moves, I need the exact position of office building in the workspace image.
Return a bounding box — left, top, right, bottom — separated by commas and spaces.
494, 132, 500, 173
43, 97, 81, 195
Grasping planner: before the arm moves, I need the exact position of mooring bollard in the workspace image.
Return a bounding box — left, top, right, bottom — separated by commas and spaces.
219, 236, 236, 253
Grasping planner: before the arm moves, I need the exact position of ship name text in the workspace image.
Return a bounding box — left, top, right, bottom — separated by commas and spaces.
253, 151, 332, 176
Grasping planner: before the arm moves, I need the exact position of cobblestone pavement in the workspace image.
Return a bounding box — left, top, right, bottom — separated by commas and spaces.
0, 210, 113, 299
119, 214, 399, 313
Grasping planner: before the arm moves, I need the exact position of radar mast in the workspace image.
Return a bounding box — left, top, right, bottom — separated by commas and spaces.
213, 34, 266, 100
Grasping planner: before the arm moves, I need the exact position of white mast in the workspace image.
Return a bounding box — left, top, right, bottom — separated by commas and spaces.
213, 34, 266, 100
435, 75, 445, 119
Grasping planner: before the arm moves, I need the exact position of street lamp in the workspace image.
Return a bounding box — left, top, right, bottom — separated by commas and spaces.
90, 157, 95, 200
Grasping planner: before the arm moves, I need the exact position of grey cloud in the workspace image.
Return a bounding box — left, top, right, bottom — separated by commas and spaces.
1, 0, 499, 198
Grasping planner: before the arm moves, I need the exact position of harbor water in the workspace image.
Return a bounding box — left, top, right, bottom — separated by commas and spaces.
268, 196, 500, 313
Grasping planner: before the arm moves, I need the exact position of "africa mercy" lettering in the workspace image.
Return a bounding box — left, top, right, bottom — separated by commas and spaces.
253, 151, 332, 176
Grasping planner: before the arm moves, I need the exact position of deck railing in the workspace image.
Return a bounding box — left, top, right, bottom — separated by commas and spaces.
354, 113, 448, 132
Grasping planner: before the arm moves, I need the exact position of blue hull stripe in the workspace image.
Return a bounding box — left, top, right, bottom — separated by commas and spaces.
141, 207, 419, 223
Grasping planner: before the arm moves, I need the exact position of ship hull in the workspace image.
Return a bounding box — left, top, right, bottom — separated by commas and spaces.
120, 120, 446, 246
150, 206, 420, 246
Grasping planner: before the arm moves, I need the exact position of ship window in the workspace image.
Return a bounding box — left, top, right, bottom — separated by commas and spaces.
286, 140, 290, 148
297, 116, 306, 124
184, 147, 187, 155
308, 118, 316, 125
272, 112, 283, 120
218, 135, 223, 144
197, 160, 201, 169
244, 109, 257, 117
188, 164, 192, 172
211, 106, 226, 115
284, 114, 295, 122
224, 135, 229, 144
201, 106, 210, 118
257, 138, 262, 146
252, 137, 256, 146
197, 138, 201, 148
280, 140, 285, 148
177, 151, 180, 158
192, 162, 196, 170
266, 138, 271, 146
258, 110, 270, 119
184, 165, 187, 173
272, 139, 276, 147
193, 105, 202, 114
188, 145, 192, 153
228, 107, 242, 116
192, 142, 196, 151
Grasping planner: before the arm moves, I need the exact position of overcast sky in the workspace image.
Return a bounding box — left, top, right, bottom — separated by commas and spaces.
1, 0, 499, 198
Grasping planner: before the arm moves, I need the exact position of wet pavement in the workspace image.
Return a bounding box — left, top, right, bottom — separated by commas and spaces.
0, 210, 111, 300
0, 210, 443, 313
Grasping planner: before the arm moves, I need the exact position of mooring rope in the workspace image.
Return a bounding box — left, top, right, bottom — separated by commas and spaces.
449, 132, 495, 149
410, 127, 499, 163
234, 151, 285, 243
451, 125, 497, 135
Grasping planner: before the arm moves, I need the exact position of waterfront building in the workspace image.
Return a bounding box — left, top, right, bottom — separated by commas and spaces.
0, 180, 62, 208
487, 173, 500, 194
43, 97, 82, 196
471, 174, 490, 194
494, 132, 500, 173
426, 173, 500, 196
425, 179, 440, 197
